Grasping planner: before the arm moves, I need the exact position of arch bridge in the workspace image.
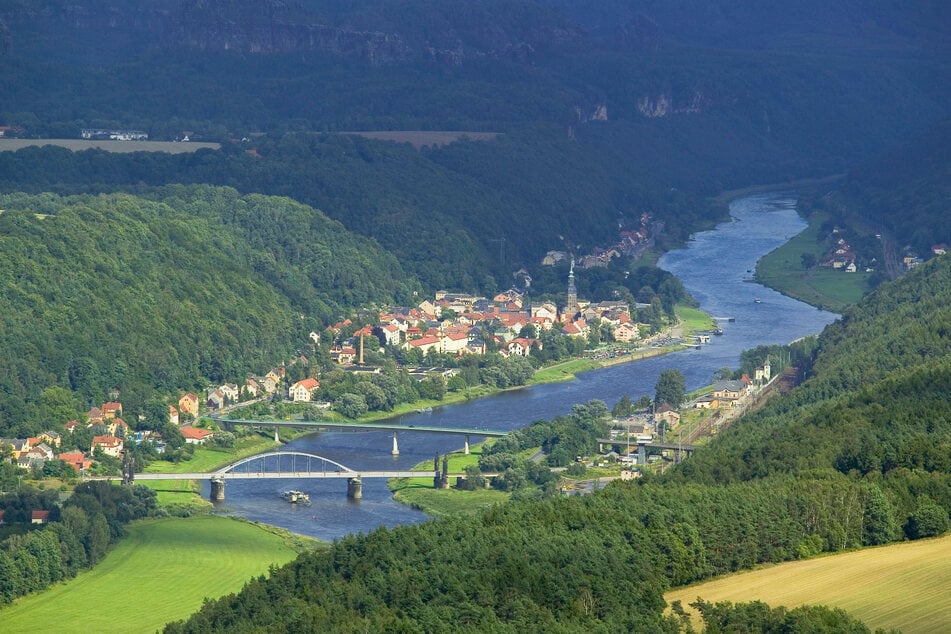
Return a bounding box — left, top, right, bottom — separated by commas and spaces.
114, 451, 482, 501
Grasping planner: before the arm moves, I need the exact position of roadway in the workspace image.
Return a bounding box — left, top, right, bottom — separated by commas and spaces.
91, 471, 473, 481
215, 416, 510, 437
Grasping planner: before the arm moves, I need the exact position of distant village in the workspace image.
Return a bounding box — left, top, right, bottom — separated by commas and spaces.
0, 212, 786, 487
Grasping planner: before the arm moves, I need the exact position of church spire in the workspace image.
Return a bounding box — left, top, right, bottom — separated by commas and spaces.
565, 256, 578, 318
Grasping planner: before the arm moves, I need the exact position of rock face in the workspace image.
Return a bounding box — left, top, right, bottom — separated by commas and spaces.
0, 0, 584, 66
637, 91, 708, 118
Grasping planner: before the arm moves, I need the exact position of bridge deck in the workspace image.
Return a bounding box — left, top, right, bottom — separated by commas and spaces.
597, 438, 698, 451
217, 417, 509, 437
94, 471, 472, 481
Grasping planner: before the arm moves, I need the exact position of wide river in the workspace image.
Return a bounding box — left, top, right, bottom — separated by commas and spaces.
208, 193, 838, 540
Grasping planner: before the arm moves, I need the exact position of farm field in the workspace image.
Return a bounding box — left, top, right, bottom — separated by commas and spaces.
665, 534, 951, 634
0, 138, 220, 153
337, 130, 500, 148
0, 516, 303, 633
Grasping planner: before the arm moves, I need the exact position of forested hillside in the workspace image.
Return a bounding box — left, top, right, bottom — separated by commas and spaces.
0, 187, 416, 435
834, 119, 951, 258
164, 252, 951, 631
0, 130, 716, 289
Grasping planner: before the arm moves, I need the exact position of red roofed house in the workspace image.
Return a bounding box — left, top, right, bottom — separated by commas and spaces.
169, 405, 180, 426
65, 420, 80, 433
59, 451, 93, 475
506, 338, 540, 357
0, 509, 4, 524
441, 331, 470, 355
91, 435, 124, 458
181, 426, 215, 445
101, 401, 123, 420
32, 510, 50, 524
289, 378, 321, 402
407, 335, 441, 354
179, 393, 200, 418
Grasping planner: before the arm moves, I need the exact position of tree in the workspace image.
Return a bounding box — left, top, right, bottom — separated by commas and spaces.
801, 252, 817, 269
655, 369, 685, 408
334, 393, 368, 419
905, 497, 949, 539
612, 395, 634, 418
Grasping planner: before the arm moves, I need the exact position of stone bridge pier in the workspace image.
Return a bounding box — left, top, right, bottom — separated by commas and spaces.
210, 476, 225, 501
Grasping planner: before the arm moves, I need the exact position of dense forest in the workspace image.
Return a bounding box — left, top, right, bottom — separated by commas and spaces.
1, 0, 948, 289
0, 187, 416, 435
163, 249, 950, 632
0, 131, 719, 290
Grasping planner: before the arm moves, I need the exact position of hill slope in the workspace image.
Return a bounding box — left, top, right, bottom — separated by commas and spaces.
0, 186, 416, 435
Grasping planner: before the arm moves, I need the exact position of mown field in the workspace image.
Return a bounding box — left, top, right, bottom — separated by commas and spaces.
665, 534, 951, 634
337, 130, 500, 149
0, 516, 304, 633
0, 138, 221, 153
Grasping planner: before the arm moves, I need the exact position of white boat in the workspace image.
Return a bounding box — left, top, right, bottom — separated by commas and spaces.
281, 490, 310, 504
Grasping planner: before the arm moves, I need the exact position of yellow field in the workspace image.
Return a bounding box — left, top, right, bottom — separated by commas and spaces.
665, 535, 951, 633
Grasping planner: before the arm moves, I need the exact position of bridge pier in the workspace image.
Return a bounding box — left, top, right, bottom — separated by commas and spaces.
274, 427, 280, 443
391, 431, 400, 456
464, 434, 470, 455
347, 476, 363, 500
210, 476, 225, 501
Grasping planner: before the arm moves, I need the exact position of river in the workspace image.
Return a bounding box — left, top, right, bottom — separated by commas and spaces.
208, 193, 839, 540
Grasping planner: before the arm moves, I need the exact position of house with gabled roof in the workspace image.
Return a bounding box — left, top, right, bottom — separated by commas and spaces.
101, 401, 123, 420
168, 405, 180, 426
91, 435, 124, 458
407, 335, 441, 354
31, 510, 50, 525
38, 431, 62, 448
181, 426, 215, 445
289, 378, 321, 402
59, 451, 92, 474
614, 321, 640, 343
178, 393, 200, 418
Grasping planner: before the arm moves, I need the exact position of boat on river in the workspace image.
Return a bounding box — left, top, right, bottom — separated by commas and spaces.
281, 490, 310, 505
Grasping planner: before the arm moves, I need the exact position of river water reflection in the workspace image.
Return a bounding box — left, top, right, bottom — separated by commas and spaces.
210, 193, 838, 540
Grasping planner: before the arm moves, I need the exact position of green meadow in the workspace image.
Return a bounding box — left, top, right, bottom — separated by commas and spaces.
754, 211, 871, 312
0, 516, 304, 633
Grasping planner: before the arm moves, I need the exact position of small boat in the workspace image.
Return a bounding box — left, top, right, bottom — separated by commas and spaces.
281, 490, 310, 505
754, 298, 762, 304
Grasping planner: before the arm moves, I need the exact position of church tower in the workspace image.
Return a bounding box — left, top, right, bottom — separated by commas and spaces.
564, 257, 579, 319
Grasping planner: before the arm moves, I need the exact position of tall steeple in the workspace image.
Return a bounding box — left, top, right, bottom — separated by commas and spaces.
565, 256, 578, 318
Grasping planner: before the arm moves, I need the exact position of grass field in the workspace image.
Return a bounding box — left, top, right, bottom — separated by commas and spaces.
665, 535, 951, 634
336, 130, 500, 149
0, 515, 303, 633
389, 444, 511, 516
0, 138, 221, 153
755, 211, 871, 312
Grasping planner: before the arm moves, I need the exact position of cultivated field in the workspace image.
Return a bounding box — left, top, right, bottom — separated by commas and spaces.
337, 130, 500, 149
0, 516, 302, 633
0, 138, 220, 153
665, 535, 951, 634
